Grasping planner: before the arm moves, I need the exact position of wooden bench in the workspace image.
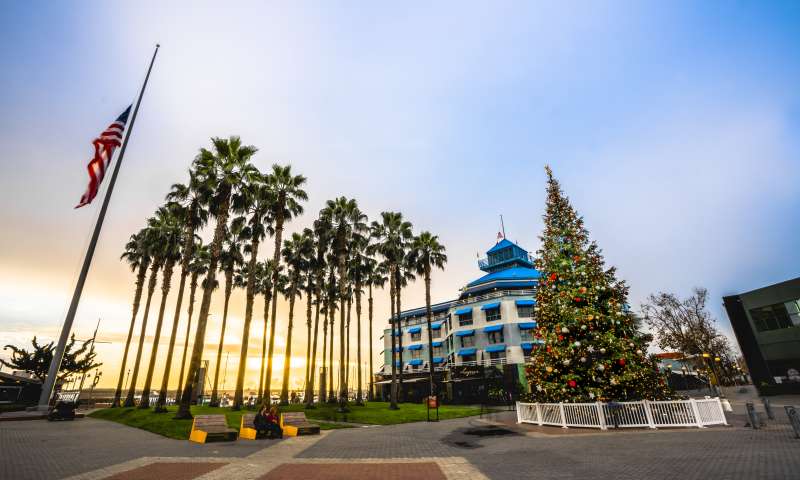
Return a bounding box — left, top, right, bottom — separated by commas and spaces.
239, 413, 258, 440
189, 415, 237, 443
280, 412, 320, 437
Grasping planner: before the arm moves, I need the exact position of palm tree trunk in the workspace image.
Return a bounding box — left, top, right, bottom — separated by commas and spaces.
320, 308, 328, 403
345, 296, 351, 389
368, 283, 374, 402
328, 301, 336, 403
210, 269, 233, 407
303, 278, 313, 403
257, 292, 271, 404
424, 267, 436, 403
395, 269, 404, 402
265, 208, 286, 402
176, 196, 231, 419
233, 235, 261, 409
113, 258, 150, 407
388, 270, 398, 409
306, 287, 322, 407
139, 261, 175, 408
175, 272, 197, 403
279, 290, 297, 404
124, 262, 160, 407
155, 262, 188, 412
355, 283, 363, 405
337, 250, 348, 411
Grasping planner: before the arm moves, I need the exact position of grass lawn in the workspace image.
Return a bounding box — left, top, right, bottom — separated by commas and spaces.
88, 402, 486, 439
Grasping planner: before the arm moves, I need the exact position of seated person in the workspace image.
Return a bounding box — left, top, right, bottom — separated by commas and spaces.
253, 405, 271, 439
265, 406, 283, 439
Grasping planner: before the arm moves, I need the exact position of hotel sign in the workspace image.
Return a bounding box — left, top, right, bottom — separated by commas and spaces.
451, 365, 484, 380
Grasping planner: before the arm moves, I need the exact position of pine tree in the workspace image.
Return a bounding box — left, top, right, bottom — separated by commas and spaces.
526, 166, 670, 402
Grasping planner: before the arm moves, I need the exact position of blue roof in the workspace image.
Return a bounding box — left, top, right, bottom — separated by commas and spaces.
432, 341, 443, 347
486, 239, 516, 254
485, 344, 507, 353
517, 322, 537, 329
466, 266, 541, 288
455, 329, 475, 337
483, 324, 503, 333
455, 307, 472, 316
431, 322, 443, 330
515, 299, 536, 306
408, 359, 423, 366
408, 344, 423, 350
433, 356, 445, 363
481, 302, 501, 311
407, 326, 421, 334
458, 347, 477, 356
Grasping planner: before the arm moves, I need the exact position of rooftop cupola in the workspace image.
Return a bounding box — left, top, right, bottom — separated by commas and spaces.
478, 238, 535, 273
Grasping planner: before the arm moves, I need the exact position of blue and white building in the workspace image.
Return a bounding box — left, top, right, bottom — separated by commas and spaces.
376, 238, 541, 402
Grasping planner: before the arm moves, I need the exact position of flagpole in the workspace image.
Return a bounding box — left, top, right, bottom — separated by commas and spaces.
36, 44, 160, 410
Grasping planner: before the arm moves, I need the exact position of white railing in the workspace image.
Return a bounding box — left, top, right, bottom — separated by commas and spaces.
454, 289, 536, 306
448, 357, 508, 368
516, 398, 728, 430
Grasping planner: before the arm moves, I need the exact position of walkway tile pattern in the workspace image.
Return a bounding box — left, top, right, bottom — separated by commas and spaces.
104, 462, 227, 480
257, 462, 447, 480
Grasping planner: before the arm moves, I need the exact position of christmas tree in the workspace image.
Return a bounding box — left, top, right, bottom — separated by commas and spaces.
526, 166, 671, 402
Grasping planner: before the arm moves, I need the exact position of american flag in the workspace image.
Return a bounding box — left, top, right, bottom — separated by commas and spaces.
75, 105, 132, 208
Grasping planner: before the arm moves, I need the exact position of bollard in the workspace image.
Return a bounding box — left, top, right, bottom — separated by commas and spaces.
745, 402, 760, 429
785, 406, 800, 439
761, 397, 775, 420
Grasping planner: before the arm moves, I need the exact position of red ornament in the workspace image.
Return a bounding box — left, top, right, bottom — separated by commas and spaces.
619, 358, 626, 366
558, 335, 564, 341
568, 380, 577, 388
549, 273, 557, 282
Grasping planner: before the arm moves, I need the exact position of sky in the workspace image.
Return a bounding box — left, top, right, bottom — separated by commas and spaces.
1, 1, 799, 391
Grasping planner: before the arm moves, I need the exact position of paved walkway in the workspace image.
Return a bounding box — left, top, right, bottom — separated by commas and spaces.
3, 406, 799, 480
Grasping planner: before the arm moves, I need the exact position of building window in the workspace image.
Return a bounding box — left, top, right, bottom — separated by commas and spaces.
411, 331, 422, 341
750, 301, 799, 332
458, 312, 473, 326
432, 329, 441, 339
487, 330, 504, 344
461, 335, 475, 348
517, 305, 533, 318
460, 354, 476, 363
411, 349, 422, 360
489, 350, 506, 361
433, 346, 443, 357
485, 308, 501, 322
520, 329, 533, 341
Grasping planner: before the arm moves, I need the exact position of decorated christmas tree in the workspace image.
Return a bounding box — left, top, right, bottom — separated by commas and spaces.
526, 166, 671, 402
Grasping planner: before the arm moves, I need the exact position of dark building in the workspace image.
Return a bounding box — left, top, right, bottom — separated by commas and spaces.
723, 277, 800, 395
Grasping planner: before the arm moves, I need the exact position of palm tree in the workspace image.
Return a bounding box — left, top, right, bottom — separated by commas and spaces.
325, 259, 338, 403
365, 259, 386, 401
306, 218, 331, 407
348, 234, 369, 405
112, 229, 151, 407
369, 212, 412, 409
175, 242, 209, 403
155, 175, 210, 411
394, 257, 415, 401
407, 232, 447, 404
123, 223, 162, 407
138, 207, 184, 409
209, 229, 245, 406
279, 232, 312, 404
176, 136, 259, 419
230, 172, 275, 409
320, 197, 368, 411
263, 164, 307, 403
298, 228, 317, 407
255, 259, 277, 404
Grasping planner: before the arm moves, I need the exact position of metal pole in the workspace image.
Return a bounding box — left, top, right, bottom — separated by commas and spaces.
36, 44, 160, 410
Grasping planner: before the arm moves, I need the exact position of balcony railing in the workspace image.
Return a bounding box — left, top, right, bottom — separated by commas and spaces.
478, 252, 535, 270
454, 289, 535, 306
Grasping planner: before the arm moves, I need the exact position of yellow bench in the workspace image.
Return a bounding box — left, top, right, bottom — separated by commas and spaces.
239, 413, 258, 440
189, 415, 237, 443
280, 412, 321, 437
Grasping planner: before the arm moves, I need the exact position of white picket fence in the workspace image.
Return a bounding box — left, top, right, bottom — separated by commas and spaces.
516, 398, 728, 430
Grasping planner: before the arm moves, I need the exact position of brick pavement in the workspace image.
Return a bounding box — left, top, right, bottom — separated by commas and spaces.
3, 407, 799, 480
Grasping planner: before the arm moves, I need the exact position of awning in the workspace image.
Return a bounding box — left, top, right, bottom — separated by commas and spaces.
393, 347, 403, 352
458, 347, 477, 356
455, 329, 475, 337
481, 302, 501, 311
431, 322, 443, 330
433, 357, 445, 363
408, 344, 423, 351
431, 341, 443, 347
517, 322, 537, 330
407, 326, 422, 334
485, 344, 507, 353
515, 299, 536, 307
483, 325, 503, 333
455, 307, 472, 316
408, 359, 423, 366
521, 342, 534, 350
